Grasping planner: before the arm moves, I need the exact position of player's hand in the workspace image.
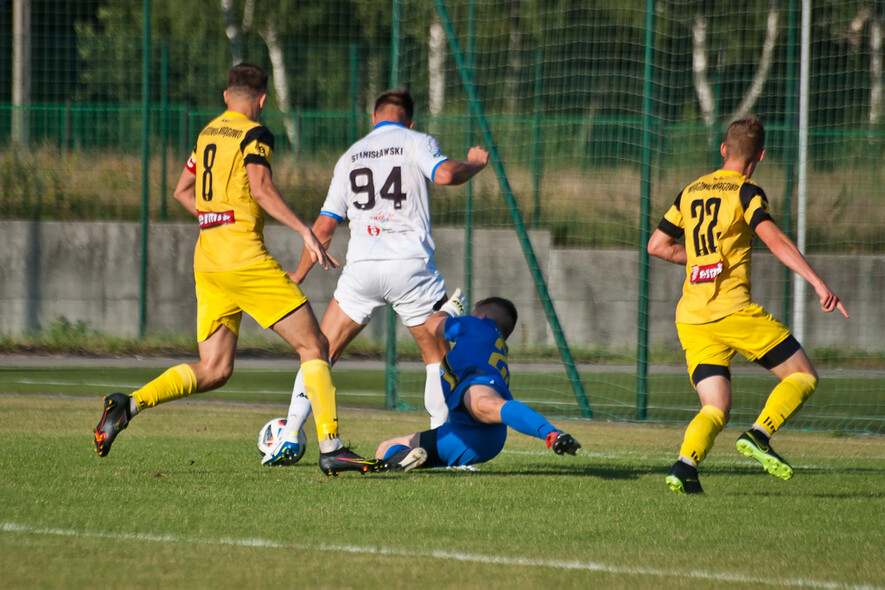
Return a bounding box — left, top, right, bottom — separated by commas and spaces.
304, 231, 339, 271
439, 288, 467, 317
467, 146, 489, 167
815, 284, 849, 318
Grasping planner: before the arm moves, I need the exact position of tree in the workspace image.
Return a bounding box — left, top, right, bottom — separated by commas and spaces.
690, 0, 782, 126
219, 0, 296, 144
844, 3, 884, 125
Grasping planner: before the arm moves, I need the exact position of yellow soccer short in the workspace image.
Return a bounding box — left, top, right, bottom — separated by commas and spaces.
676, 303, 792, 385
194, 258, 308, 342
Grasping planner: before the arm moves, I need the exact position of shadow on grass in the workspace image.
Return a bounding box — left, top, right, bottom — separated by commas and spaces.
393, 461, 659, 481
705, 464, 885, 476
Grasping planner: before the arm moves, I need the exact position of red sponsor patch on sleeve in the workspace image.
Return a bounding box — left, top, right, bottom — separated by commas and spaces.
198, 210, 235, 229
185, 155, 197, 175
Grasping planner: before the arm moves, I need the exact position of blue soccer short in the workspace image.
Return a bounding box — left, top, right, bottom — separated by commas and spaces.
418, 374, 510, 467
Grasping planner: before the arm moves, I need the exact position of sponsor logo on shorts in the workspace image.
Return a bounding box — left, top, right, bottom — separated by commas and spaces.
198, 210, 235, 229
690, 261, 723, 284
367, 225, 381, 236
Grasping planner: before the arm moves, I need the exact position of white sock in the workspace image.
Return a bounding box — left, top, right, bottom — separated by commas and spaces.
424, 363, 448, 428
286, 369, 312, 435
318, 437, 343, 454
128, 396, 139, 417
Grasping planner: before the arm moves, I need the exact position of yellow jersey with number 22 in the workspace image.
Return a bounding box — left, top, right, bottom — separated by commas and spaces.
657, 169, 773, 325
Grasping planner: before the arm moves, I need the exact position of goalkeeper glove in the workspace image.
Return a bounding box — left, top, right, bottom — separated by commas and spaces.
439, 288, 467, 317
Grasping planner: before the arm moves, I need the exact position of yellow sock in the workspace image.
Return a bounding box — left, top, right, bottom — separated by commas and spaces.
679, 405, 726, 465
301, 359, 339, 442
756, 373, 817, 435
131, 364, 198, 412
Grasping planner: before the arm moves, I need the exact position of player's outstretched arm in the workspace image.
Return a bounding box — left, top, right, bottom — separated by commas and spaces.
424, 290, 467, 339
755, 220, 849, 318
172, 167, 198, 217
424, 312, 449, 340
647, 228, 688, 265
289, 215, 339, 284
432, 146, 489, 186
246, 163, 339, 272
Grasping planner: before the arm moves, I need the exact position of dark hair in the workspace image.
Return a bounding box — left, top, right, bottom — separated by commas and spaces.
374, 88, 414, 121
725, 115, 765, 162
474, 297, 518, 339
227, 63, 268, 98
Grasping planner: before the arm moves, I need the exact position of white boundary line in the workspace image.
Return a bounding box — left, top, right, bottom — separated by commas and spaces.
2, 521, 880, 589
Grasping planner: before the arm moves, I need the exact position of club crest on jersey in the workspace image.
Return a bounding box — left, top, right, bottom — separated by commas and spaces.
198, 210, 235, 229
367, 225, 381, 237
690, 261, 723, 284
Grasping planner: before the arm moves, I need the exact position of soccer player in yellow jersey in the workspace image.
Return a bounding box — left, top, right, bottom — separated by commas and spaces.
647, 115, 848, 494
93, 63, 383, 476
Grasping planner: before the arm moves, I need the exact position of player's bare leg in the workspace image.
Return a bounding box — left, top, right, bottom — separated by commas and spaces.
320, 298, 369, 363
373, 432, 427, 471
375, 432, 422, 459
190, 326, 238, 392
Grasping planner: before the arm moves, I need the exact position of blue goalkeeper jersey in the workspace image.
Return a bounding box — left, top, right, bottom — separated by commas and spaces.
441, 315, 513, 404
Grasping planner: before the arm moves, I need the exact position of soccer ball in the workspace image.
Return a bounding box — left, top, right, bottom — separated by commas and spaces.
257, 417, 307, 464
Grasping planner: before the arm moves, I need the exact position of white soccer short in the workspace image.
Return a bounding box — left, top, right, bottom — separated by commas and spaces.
333, 258, 447, 327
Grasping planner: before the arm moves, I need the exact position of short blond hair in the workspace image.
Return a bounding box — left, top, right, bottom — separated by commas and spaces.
725, 115, 765, 161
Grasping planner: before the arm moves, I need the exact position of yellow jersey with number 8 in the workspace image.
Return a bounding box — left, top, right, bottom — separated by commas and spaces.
190, 110, 275, 272
657, 169, 773, 324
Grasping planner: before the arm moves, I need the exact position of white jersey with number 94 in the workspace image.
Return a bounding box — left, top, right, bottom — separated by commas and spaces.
320, 121, 449, 263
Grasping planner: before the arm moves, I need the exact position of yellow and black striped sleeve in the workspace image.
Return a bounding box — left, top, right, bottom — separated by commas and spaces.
241, 125, 274, 169
739, 183, 773, 231
657, 190, 685, 239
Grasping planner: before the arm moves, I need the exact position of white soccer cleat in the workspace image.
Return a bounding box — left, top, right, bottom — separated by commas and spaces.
261, 428, 307, 466
384, 447, 428, 472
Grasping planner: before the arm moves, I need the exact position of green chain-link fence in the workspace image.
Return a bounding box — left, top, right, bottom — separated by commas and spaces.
1, 0, 882, 432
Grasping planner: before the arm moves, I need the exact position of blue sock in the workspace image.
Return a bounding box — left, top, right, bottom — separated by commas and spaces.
500, 400, 557, 440
383, 444, 410, 460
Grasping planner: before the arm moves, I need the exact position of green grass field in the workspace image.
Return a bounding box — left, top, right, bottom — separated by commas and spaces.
0, 364, 883, 589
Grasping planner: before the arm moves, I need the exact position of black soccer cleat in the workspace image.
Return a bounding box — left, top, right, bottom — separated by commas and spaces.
546, 431, 581, 455
382, 447, 428, 473
319, 446, 385, 476
93, 393, 131, 457
666, 460, 704, 494
736, 430, 794, 480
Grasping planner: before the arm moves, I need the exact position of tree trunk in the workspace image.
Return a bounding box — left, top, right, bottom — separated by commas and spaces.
428, 20, 446, 116
692, 10, 715, 127
731, 3, 781, 119
260, 23, 297, 147
220, 0, 254, 66
505, 0, 522, 113
693, 2, 781, 125
220, 0, 242, 65
871, 17, 882, 125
